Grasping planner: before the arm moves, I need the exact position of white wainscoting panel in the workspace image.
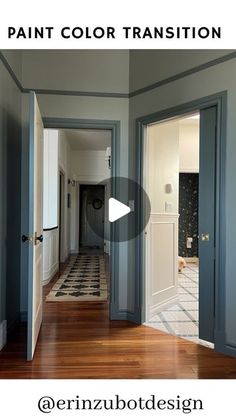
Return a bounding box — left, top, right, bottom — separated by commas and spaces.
146, 213, 179, 320
43, 228, 59, 286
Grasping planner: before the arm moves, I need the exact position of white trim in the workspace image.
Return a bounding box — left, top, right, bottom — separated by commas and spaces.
179, 169, 199, 173
185, 257, 199, 264
150, 212, 180, 217
145, 213, 179, 321
43, 228, 59, 285
43, 262, 59, 286
0, 320, 7, 351
148, 295, 179, 320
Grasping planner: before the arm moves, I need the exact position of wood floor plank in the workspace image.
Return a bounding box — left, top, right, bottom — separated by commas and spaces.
0, 260, 236, 379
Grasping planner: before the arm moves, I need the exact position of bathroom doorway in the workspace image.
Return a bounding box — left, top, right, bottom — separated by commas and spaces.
143, 108, 216, 348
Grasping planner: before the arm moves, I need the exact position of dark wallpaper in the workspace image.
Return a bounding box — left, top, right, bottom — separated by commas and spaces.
178, 173, 199, 257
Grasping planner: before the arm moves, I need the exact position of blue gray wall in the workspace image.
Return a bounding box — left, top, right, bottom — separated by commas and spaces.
129, 50, 236, 351
0, 52, 22, 332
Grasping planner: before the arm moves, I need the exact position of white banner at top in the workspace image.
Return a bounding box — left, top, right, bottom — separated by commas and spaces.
0, 0, 235, 49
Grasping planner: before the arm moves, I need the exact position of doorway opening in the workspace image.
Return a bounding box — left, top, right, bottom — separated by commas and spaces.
79, 184, 105, 252
143, 111, 214, 348
23, 93, 121, 360
42, 128, 111, 306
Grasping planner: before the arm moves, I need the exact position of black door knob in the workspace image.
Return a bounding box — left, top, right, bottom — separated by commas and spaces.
37, 234, 43, 243
22, 234, 33, 243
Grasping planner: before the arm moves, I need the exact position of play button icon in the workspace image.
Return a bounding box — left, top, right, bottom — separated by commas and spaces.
109, 198, 131, 222
84, 176, 151, 243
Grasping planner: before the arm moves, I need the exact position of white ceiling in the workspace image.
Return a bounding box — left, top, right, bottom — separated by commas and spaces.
62, 129, 111, 151
62, 116, 198, 151
178, 112, 200, 126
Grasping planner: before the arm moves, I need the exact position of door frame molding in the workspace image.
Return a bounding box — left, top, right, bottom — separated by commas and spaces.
58, 168, 66, 263
43, 117, 120, 320
135, 91, 228, 354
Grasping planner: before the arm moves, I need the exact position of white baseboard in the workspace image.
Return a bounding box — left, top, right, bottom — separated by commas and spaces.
185, 257, 199, 264
70, 249, 78, 254
0, 320, 7, 351
43, 262, 59, 286
148, 295, 178, 320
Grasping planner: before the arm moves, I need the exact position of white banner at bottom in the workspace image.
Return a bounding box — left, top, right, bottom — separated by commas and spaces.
0, 379, 234, 418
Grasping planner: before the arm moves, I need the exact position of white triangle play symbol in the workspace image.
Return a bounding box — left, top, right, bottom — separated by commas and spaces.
109, 198, 131, 222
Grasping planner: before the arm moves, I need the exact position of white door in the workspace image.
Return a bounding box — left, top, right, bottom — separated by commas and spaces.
27, 92, 44, 360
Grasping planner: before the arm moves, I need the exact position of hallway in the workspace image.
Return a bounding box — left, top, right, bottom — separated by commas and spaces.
0, 257, 236, 378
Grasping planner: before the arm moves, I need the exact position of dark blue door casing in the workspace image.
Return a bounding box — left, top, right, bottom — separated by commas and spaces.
199, 106, 217, 343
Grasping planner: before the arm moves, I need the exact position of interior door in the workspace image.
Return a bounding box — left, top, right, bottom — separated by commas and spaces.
80, 185, 104, 248
27, 92, 44, 360
199, 106, 217, 343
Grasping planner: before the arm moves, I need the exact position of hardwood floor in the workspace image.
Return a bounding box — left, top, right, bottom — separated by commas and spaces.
0, 259, 236, 378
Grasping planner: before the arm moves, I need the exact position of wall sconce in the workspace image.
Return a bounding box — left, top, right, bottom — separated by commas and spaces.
68, 179, 76, 187
105, 146, 111, 170
165, 183, 172, 194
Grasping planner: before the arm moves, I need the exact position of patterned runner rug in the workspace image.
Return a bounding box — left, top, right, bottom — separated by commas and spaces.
46, 254, 107, 302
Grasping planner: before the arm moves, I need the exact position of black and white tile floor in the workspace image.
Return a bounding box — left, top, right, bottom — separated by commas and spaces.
147, 263, 214, 348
